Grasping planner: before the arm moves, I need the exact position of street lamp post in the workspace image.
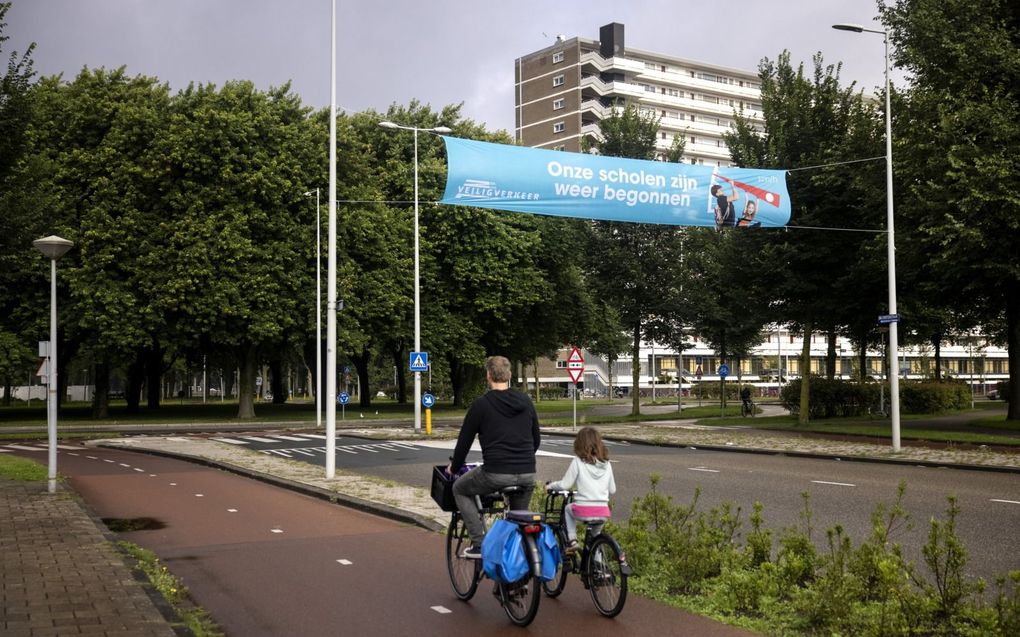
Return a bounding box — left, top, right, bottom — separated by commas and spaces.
833, 22, 901, 451
378, 120, 451, 433
305, 188, 322, 431
33, 235, 74, 493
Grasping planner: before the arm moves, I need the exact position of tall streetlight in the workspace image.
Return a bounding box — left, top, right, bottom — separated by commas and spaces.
378, 120, 451, 433
324, 0, 338, 478
33, 235, 73, 493
833, 22, 901, 451
305, 188, 322, 431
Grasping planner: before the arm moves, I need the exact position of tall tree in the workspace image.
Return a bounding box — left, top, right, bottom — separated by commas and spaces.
727, 52, 882, 422
585, 102, 688, 415
882, 0, 1020, 418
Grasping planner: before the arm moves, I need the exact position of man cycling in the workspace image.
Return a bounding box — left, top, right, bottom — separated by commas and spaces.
447, 355, 541, 558
740, 386, 753, 414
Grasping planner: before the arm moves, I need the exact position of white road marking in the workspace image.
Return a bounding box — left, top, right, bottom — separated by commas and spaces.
167, 437, 191, 442
336, 447, 358, 454
58, 445, 81, 450
103, 459, 115, 463
119, 463, 131, 468
67, 452, 79, 456
352, 445, 380, 453
211, 437, 249, 445
337, 559, 352, 565
86, 456, 98, 460
292, 449, 314, 456
990, 499, 1020, 505
0, 449, 11, 453
431, 606, 453, 614
269, 435, 309, 441
298, 434, 327, 439
387, 442, 420, 450
271, 528, 283, 533
689, 467, 720, 473
134, 468, 145, 472
6, 444, 46, 451
227, 508, 238, 513
195, 494, 204, 497
267, 449, 293, 457
811, 480, 856, 487
241, 436, 279, 443
169, 482, 177, 486
149, 474, 157, 477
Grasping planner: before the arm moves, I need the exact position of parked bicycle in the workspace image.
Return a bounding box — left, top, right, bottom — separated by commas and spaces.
541, 488, 631, 617
446, 485, 545, 626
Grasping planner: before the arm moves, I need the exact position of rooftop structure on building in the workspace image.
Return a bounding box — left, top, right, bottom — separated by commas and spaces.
514, 22, 763, 166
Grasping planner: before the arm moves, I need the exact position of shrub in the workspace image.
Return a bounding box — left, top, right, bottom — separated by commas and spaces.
780, 377, 880, 418
899, 381, 971, 414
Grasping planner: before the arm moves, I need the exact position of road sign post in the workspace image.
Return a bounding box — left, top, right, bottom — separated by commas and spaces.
567, 347, 585, 430
718, 364, 730, 417
422, 393, 435, 435
338, 391, 349, 420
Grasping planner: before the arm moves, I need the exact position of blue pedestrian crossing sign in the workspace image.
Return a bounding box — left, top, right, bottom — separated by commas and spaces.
422, 393, 435, 409
338, 392, 350, 405
409, 352, 429, 372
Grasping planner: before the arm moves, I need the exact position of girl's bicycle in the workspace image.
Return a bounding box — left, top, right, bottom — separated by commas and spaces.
445, 485, 545, 626
541, 488, 632, 617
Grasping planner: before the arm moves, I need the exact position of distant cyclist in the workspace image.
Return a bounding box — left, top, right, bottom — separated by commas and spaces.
740, 386, 753, 414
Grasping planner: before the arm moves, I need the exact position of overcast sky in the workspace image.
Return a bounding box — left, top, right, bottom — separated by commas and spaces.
6, 0, 896, 133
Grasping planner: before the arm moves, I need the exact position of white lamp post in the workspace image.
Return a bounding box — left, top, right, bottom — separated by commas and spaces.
833, 23, 901, 451
378, 120, 451, 433
33, 235, 73, 493
305, 188, 322, 431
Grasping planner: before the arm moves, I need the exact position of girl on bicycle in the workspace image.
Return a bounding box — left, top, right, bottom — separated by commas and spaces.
545, 427, 616, 553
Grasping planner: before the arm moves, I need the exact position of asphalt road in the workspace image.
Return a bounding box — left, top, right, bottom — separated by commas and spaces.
14, 444, 757, 637
215, 431, 1020, 586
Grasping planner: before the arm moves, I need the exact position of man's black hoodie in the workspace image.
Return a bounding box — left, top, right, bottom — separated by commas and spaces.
450, 388, 540, 474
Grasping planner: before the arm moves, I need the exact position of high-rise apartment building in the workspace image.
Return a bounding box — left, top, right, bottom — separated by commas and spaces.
514, 22, 763, 166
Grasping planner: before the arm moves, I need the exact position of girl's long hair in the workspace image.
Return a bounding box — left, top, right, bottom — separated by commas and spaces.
573, 426, 609, 464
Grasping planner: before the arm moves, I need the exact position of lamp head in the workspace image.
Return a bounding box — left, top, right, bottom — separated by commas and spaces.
432, 126, 453, 134
379, 121, 399, 129
832, 23, 865, 32
33, 235, 74, 260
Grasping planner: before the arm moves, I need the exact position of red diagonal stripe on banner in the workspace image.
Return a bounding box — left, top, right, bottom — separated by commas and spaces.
718, 175, 782, 208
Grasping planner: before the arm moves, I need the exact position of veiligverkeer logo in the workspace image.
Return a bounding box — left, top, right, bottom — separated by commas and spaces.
454, 179, 541, 201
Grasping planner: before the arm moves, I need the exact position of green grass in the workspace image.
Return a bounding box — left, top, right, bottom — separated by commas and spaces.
695, 413, 1020, 446
118, 541, 224, 637
0, 454, 47, 481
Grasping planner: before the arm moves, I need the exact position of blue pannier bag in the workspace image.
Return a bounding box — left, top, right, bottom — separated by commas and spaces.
537, 524, 561, 582
481, 519, 529, 584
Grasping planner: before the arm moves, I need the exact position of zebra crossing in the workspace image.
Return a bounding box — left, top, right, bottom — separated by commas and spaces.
203, 433, 424, 459
0, 442, 84, 453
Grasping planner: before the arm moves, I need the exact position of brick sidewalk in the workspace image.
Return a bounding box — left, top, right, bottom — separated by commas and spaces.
1, 479, 180, 637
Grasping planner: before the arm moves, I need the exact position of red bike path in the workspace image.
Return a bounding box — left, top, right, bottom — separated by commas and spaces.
39, 444, 759, 636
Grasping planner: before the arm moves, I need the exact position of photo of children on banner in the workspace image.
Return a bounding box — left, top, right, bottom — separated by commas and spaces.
738, 199, 762, 228
710, 183, 738, 229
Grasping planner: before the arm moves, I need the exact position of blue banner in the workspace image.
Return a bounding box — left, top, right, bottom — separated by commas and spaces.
440, 137, 791, 228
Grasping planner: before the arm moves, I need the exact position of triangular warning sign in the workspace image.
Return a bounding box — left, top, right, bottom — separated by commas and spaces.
412, 355, 425, 368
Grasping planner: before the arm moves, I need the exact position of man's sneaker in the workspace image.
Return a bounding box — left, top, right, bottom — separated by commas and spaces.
565, 539, 579, 554
461, 544, 482, 559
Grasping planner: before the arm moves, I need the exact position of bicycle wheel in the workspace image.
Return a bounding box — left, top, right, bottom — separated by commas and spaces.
541, 527, 569, 597
498, 575, 541, 626
741, 401, 750, 417
586, 535, 628, 617
446, 514, 479, 600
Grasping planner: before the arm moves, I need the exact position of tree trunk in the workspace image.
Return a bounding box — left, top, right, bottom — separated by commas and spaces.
631, 323, 641, 416
353, 349, 372, 409
237, 344, 257, 418
932, 334, 943, 381
798, 324, 812, 425
270, 359, 286, 404
1007, 284, 1020, 421
145, 342, 164, 410
533, 360, 540, 402
2, 375, 11, 407
392, 346, 407, 403
91, 361, 110, 419
826, 330, 837, 380
124, 350, 143, 413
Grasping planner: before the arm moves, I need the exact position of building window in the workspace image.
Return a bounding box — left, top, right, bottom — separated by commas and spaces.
552, 51, 564, 64
553, 98, 564, 110
554, 144, 566, 151
556, 360, 567, 368
643, 84, 657, 93
553, 74, 564, 87
553, 122, 565, 133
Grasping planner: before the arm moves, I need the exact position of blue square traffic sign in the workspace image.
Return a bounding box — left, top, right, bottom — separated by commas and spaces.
409, 352, 429, 372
